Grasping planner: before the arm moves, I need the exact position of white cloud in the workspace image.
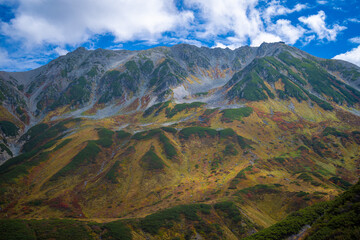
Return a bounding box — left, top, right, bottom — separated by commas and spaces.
0, 48, 41, 71
1, 0, 194, 46
251, 32, 282, 47
349, 37, 360, 44
0, 0, 315, 52
317, 0, 328, 5
108, 44, 123, 50
263, 1, 307, 22
185, 0, 307, 48
267, 19, 305, 44
348, 18, 360, 23
54, 47, 68, 56
298, 11, 346, 41
303, 35, 316, 45
0, 0, 350, 71
184, 0, 262, 45
333, 45, 360, 67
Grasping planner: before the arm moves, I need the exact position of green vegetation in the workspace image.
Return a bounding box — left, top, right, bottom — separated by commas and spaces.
194, 91, 209, 97
21, 119, 80, 153
0, 219, 92, 240
132, 128, 177, 159
179, 126, 251, 150
0, 149, 41, 181
297, 173, 313, 182
98, 68, 140, 104
322, 127, 349, 138
20, 123, 49, 141
300, 135, 328, 157
223, 143, 238, 156
329, 176, 352, 189
161, 127, 177, 133
87, 66, 98, 77
214, 201, 242, 223
139, 204, 211, 234
221, 107, 253, 122
237, 184, 280, 195
235, 166, 253, 180
141, 146, 165, 170
51, 76, 91, 109
132, 129, 161, 140
50, 141, 101, 180
0, 139, 59, 183
307, 93, 333, 110
53, 139, 72, 152
159, 133, 177, 159
0, 121, 19, 136
140, 59, 154, 75
98, 71, 122, 104
105, 161, 120, 183
244, 201, 330, 240
219, 128, 237, 138
179, 126, 217, 139
281, 77, 308, 102
278, 51, 352, 106
235, 72, 269, 101
103, 220, 132, 240
304, 181, 360, 239
28, 219, 91, 240
0, 143, 12, 156
95, 128, 114, 148
0, 219, 35, 240
116, 130, 131, 139
246, 180, 360, 240
166, 102, 205, 118
124, 60, 139, 76
143, 101, 170, 117
149, 58, 187, 90
237, 135, 251, 149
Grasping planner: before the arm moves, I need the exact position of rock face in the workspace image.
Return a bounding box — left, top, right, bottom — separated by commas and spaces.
1, 42, 359, 125
0, 43, 359, 239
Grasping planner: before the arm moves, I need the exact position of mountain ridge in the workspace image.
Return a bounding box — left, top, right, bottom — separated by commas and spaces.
0, 42, 359, 239
0, 42, 359, 128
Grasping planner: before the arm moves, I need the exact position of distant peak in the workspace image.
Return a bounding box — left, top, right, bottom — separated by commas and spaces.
73, 46, 87, 53
259, 41, 286, 47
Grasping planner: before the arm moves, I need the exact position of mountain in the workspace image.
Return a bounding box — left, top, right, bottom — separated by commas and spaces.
0, 42, 359, 239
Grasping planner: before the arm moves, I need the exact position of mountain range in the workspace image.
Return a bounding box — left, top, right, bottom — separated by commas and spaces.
0, 42, 359, 239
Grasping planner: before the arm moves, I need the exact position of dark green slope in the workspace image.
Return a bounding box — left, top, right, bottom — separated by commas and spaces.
244, 180, 360, 240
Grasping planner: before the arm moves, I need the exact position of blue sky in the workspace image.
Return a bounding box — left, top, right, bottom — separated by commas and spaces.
0, 0, 359, 71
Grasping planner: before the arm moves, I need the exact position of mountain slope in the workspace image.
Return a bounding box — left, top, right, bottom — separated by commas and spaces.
0, 43, 359, 237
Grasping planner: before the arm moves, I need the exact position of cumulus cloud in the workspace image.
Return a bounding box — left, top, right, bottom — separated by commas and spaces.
54, 47, 68, 56
185, 0, 307, 48
0, 0, 328, 50
298, 11, 346, 41
267, 19, 305, 44
333, 45, 360, 67
349, 37, 360, 44
250, 32, 282, 47
184, 0, 262, 45
1, 0, 194, 46
263, 1, 307, 22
